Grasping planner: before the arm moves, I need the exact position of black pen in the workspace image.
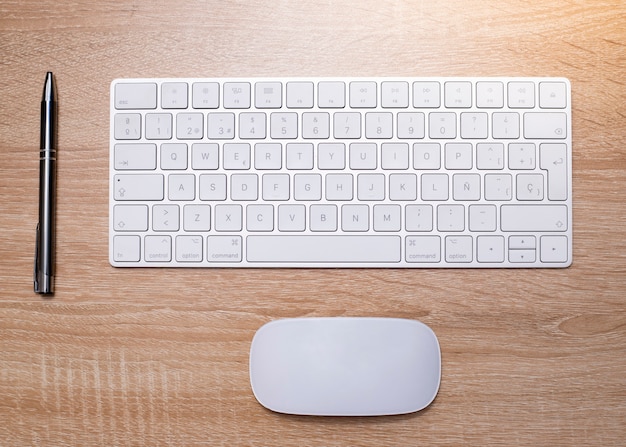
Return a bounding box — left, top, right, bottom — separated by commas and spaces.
34, 72, 57, 295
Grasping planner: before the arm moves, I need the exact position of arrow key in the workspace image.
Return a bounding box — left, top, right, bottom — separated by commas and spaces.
509, 249, 536, 263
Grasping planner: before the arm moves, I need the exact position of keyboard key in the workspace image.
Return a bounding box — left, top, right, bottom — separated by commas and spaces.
113, 205, 148, 231
405, 205, 433, 231
239, 113, 267, 139
429, 112, 456, 139
476, 143, 504, 170
484, 174, 512, 201
318, 143, 346, 170
114, 174, 163, 201
468, 204, 497, 231
413, 82, 440, 108
413, 143, 441, 169
176, 113, 203, 139
381, 81, 409, 108
342, 205, 369, 231
492, 112, 519, 139
516, 174, 544, 200
540, 143, 568, 200
421, 174, 449, 201
176, 235, 203, 262
437, 205, 465, 232
199, 174, 226, 200
294, 174, 322, 201
263, 174, 290, 200
508, 143, 535, 170
223, 82, 251, 108
114, 82, 156, 109
318, 82, 345, 108
192, 82, 219, 109
207, 113, 235, 139
444, 82, 472, 108
271, 112, 298, 139
231, 174, 258, 201
389, 174, 417, 200
223, 143, 251, 170
445, 235, 473, 262
508, 82, 534, 108
445, 143, 472, 169
192, 143, 219, 170
302, 113, 330, 139
114, 113, 141, 140
286, 82, 314, 108
539, 82, 567, 109
326, 174, 353, 201
334, 112, 361, 139
350, 82, 377, 108
246, 235, 401, 263
113, 235, 141, 262
183, 204, 211, 231
477, 236, 505, 263
114, 144, 157, 170
405, 236, 440, 263
501, 205, 567, 231
365, 112, 393, 139
350, 143, 377, 169
168, 174, 195, 200
255, 82, 282, 108
460, 112, 488, 139
247, 204, 274, 231
145, 235, 172, 262
161, 143, 188, 170
357, 174, 385, 200
215, 204, 242, 231
153, 204, 180, 231
208, 236, 242, 262
540, 235, 568, 262
310, 205, 338, 231
161, 82, 188, 109
524, 112, 567, 139
255, 143, 282, 169
374, 205, 401, 231
145, 113, 172, 140
476, 81, 503, 108
278, 204, 306, 231
286, 143, 314, 169
381, 143, 409, 170
397, 113, 425, 139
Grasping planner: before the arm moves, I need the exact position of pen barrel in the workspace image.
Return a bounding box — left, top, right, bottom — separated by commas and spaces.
38, 154, 56, 273
37, 95, 56, 293
41, 97, 56, 150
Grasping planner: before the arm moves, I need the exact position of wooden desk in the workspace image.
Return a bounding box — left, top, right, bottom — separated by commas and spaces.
1, 0, 625, 444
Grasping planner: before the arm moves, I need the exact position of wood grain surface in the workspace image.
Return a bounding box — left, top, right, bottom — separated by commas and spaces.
1, 0, 625, 445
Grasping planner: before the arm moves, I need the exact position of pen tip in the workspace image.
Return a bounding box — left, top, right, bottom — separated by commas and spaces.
43, 72, 56, 101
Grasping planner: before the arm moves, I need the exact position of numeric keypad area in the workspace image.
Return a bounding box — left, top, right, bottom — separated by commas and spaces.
111, 77, 572, 268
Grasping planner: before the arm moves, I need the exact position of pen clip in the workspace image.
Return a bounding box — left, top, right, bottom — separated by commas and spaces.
34, 223, 41, 293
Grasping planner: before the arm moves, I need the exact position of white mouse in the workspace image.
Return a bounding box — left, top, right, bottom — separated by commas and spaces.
249, 317, 441, 416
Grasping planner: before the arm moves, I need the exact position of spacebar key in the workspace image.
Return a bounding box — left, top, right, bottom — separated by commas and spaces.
247, 235, 401, 263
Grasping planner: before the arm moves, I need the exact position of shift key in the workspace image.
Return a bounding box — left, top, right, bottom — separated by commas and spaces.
501, 205, 567, 231
114, 174, 164, 200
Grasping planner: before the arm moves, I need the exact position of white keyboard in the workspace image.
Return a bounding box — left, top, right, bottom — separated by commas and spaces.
110, 77, 572, 268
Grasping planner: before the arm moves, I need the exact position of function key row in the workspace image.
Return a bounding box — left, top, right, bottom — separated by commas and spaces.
114, 80, 568, 111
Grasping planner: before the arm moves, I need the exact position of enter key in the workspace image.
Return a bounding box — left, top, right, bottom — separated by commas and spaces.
540, 143, 568, 200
